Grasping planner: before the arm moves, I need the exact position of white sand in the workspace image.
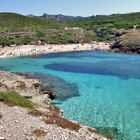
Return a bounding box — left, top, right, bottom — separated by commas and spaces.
0, 43, 110, 58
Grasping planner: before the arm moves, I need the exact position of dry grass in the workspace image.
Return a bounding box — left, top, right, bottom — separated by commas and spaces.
43, 116, 81, 132
121, 29, 140, 46
28, 109, 43, 117
33, 129, 47, 137
47, 105, 60, 117
28, 105, 60, 117
28, 106, 81, 132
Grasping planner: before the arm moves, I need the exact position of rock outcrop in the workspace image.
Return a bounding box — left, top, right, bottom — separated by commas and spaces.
42, 13, 65, 21
0, 71, 111, 140
0, 71, 57, 105
110, 41, 140, 54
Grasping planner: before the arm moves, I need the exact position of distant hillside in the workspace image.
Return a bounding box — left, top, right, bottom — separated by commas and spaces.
0, 12, 140, 53
26, 13, 84, 20
0, 12, 64, 33
64, 12, 140, 30
1, 12, 140, 32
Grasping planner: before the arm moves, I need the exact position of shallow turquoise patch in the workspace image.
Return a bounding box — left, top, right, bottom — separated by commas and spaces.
0, 51, 140, 139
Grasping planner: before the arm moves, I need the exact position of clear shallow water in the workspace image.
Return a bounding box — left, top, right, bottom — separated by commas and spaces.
0, 51, 140, 139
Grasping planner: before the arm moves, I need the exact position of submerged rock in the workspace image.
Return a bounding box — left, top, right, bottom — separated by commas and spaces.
16, 72, 80, 101
15, 72, 58, 100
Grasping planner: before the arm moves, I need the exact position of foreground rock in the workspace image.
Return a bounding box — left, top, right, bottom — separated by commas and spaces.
0, 71, 111, 140
0, 71, 57, 106
15, 72, 80, 101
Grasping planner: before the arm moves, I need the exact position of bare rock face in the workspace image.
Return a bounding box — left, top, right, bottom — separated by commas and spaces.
42, 13, 65, 21
42, 13, 48, 19
0, 82, 8, 92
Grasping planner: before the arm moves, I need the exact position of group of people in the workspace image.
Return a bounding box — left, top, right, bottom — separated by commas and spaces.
0, 43, 110, 58
0, 47, 47, 57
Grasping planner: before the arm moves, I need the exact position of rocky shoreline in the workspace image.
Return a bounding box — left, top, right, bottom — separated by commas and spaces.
0, 71, 111, 140
110, 41, 140, 54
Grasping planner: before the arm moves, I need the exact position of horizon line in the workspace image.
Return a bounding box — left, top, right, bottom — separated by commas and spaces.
0, 10, 140, 18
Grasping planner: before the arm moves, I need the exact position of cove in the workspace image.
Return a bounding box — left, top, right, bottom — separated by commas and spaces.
0, 51, 140, 139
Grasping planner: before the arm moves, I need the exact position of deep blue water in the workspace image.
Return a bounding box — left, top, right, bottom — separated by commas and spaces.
0, 51, 140, 139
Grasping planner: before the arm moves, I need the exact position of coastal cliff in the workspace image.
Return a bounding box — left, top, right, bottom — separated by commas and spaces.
0, 71, 111, 140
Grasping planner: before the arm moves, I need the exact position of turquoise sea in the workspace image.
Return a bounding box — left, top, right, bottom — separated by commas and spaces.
0, 51, 140, 140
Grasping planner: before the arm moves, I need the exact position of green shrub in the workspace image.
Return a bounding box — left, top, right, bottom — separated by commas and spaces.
21, 37, 32, 45
0, 39, 14, 47
36, 31, 45, 38
0, 91, 34, 108
126, 40, 140, 46
13, 37, 32, 45
49, 36, 61, 44
14, 40, 23, 46
60, 32, 75, 44
84, 32, 97, 42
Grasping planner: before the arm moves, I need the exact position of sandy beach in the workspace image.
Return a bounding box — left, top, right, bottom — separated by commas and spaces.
0, 43, 110, 58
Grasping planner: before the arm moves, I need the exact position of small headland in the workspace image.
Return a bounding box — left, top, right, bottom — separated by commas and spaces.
0, 71, 111, 140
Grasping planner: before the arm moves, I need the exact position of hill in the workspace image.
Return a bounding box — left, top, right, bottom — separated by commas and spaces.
66, 12, 140, 30
0, 12, 140, 53
1, 12, 140, 33
0, 12, 64, 33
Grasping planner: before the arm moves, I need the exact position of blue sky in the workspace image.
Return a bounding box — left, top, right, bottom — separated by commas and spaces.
0, 0, 140, 16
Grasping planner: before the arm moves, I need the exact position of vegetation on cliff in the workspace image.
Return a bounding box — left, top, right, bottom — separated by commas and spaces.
0, 91, 34, 108
0, 12, 140, 53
